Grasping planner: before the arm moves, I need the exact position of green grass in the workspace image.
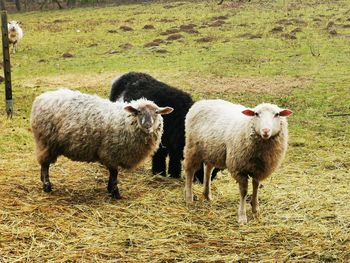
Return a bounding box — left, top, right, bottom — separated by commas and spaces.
0, 0, 349, 261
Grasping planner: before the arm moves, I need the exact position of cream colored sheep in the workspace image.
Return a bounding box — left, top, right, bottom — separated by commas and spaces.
184, 100, 292, 224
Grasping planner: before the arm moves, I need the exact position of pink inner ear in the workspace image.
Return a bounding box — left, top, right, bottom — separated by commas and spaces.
242, 109, 255, 117
279, 109, 293, 117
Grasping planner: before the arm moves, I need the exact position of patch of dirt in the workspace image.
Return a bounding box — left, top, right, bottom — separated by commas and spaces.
281, 33, 297, 40
328, 29, 338, 36
208, 20, 225, 27
159, 18, 176, 23
166, 34, 183, 41
107, 49, 118, 54
211, 15, 229, 20
22, 73, 118, 90
143, 24, 155, 30
196, 37, 214, 43
52, 19, 70, 23
88, 43, 98, 48
120, 25, 133, 32
151, 48, 168, 54
62, 53, 74, 58
277, 19, 293, 25
313, 18, 322, 22
160, 28, 180, 35
179, 24, 196, 30
107, 29, 118, 33
38, 59, 48, 63
326, 21, 335, 29
119, 43, 133, 50
186, 75, 312, 95
144, 41, 160, 48
270, 26, 284, 33
341, 24, 350, 28
238, 23, 249, 27
238, 33, 262, 39
291, 27, 302, 33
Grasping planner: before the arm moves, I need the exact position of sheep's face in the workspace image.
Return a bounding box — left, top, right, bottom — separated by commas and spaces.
8, 21, 20, 32
242, 103, 292, 140
124, 102, 173, 134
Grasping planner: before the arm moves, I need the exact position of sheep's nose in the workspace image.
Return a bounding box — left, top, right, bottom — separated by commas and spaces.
262, 128, 270, 134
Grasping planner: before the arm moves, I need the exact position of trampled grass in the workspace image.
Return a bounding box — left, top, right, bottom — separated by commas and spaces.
0, 0, 349, 261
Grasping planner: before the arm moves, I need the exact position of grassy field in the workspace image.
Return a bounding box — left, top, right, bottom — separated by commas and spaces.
0, 0, 349, 261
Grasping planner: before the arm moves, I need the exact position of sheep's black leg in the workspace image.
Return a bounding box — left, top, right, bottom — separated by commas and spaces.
41, 163, 52, 193
168, 151, 182, 178
195, 165, 221, 183
152, 147, 168, 176
108, 168, 121, 199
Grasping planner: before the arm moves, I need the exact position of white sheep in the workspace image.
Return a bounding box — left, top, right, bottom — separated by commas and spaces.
184, 100, 292, 224
31, 89, 173, 199
7, 21, 23, 54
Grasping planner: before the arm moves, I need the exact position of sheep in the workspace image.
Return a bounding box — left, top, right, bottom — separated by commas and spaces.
184, 100, 293, 224
31, 88, 173, 199
7, 21, 23, 54
110, 72, 220, 183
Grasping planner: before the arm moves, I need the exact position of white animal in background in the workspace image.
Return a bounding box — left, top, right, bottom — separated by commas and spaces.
184, 100, 293, 225
7, 20, 23, 54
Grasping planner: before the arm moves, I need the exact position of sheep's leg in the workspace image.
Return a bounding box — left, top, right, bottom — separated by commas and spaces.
152, 147, 168, 176
185, 167, 196, 203
13, 43, 17, 54
251, 178, 260, 218
238, 178, 248, 225
203, 163, 214, 201
41, 163, 52, 193
108, 168, 121, 199
168, 151, 182, 178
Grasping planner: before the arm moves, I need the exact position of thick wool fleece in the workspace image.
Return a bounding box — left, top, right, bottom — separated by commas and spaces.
31, 89, 163, 170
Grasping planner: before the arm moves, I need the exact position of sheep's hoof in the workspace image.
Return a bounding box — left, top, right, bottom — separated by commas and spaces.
238, 216, 248, 225
203, 192, 213, 201
252, 209, 260, 219
111, 190, 122, 200
43, 183, 52, 193
185, 196, 194, 204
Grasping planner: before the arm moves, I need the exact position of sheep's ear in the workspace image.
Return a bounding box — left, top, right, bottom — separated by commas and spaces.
156, 107, 174, 115
124, 105, 139, 114
17, 21, 22, 25
279, 109, 293, 117
242, 109, 255, 117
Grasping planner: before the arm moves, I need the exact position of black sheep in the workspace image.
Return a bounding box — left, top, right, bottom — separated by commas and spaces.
109, 72, 219, 183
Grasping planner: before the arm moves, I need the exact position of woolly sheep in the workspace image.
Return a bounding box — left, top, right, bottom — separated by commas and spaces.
110, 72, 220, 183
184, 100, 292, 224
7, 21, 23, 54
31, 89, 173, 199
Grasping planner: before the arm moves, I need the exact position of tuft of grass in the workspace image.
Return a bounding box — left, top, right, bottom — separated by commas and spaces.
0, 0, 349, 261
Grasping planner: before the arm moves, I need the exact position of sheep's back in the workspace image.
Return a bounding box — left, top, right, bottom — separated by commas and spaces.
185, 100, 246, 168
31, 89, 126, 162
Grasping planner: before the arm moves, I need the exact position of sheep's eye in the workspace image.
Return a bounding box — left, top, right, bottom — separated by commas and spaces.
254, 112, 259, 117
274, 113, 280, 118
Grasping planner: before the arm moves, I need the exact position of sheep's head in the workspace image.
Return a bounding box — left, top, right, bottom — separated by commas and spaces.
8, 21, 21, 32
124, 99, 173, 134
242, 103, 292, 140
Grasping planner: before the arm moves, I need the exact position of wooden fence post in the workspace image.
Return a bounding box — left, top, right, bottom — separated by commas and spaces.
0, 0, 13, 118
